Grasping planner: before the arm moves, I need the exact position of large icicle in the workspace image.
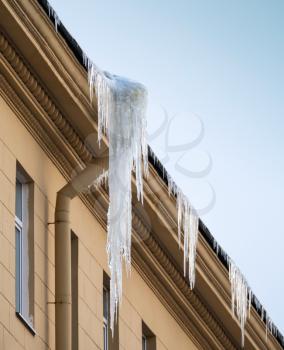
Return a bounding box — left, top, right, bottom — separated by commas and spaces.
228, 260, 252, 347
84, 57, 148, 333
167, 175, 199, 289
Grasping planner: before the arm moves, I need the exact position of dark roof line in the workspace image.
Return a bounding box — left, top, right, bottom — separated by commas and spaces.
37, 0, 284, 347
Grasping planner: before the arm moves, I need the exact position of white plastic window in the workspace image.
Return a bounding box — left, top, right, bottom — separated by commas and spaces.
15, 173, 34, 330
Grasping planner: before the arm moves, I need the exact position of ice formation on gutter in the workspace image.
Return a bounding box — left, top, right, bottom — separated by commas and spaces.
83, 55, 148, 333
47, 3, 61, 32
266, 316, 273, 341
211, 232, 280, 347
167, 175, 199, 289
228, 260, 252, 347
254, 299, 279, 343
264, 311, 278, 343
89, 170, 108, 191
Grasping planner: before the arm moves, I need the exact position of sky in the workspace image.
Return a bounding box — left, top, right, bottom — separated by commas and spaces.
48, 0, 284, 332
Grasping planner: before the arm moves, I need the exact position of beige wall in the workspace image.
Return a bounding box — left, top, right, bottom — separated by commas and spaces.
0, 95, 197, 350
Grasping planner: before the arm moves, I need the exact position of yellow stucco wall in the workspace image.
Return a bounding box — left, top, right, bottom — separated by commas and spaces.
0, 95, 197, 350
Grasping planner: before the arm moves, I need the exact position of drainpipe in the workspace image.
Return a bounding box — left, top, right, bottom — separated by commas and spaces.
55, 158, 108, 350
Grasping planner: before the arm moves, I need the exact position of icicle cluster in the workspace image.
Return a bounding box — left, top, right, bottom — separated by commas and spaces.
266, 316, 273, 342
83, 57, 148, 333
89, 170, 108, 191
167, 175, 199, 289
228, 260, 252, 347
253, 301, 279, 343
228, 259, 281, 347
47, 3, 61, 32
264, 310, 278, 343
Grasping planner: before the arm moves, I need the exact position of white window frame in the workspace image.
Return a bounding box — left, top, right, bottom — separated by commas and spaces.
16, 180, 25, 315
15, 175, 35, 335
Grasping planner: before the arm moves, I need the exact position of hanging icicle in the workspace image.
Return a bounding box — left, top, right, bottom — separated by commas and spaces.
228, 259, 278, 347
266, 315, 273, 342
265, 313, 278, 342
83, 56, 148, 333
47, 3, 61, 32
167, 174, 199, 289
228, 260, 252, 347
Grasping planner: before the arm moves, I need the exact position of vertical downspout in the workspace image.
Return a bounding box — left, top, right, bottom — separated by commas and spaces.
55, 159, 108, 350
55, 192, 72, 350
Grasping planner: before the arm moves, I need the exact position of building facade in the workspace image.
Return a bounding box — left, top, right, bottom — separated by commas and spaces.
0, 1, 283, 350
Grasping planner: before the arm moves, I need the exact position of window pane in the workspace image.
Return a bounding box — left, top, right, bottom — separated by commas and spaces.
21, 184, 33, 325
103, 288, 108, 320
16, 180, 22, 220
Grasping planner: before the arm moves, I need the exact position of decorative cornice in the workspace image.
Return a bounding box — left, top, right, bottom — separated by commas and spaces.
0, 74, 73, 178
0, 31, 92, 164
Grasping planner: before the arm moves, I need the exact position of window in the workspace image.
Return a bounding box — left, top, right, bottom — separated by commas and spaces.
71, 232, 78, 350
103, 287, 109, 350
142, 334, 147, 350
15, 164, 35, 333
142, 322, 156, 350
103, 273, 119, 350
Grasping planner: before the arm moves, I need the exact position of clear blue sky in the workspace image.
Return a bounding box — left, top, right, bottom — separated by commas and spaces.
49, 0, 284, 332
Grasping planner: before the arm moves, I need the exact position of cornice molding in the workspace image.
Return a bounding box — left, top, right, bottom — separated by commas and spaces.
0, 31, 92, 164
0, 74, 73, 178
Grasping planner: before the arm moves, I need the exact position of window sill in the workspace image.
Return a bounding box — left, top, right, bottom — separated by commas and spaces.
16, 312, 36, 336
